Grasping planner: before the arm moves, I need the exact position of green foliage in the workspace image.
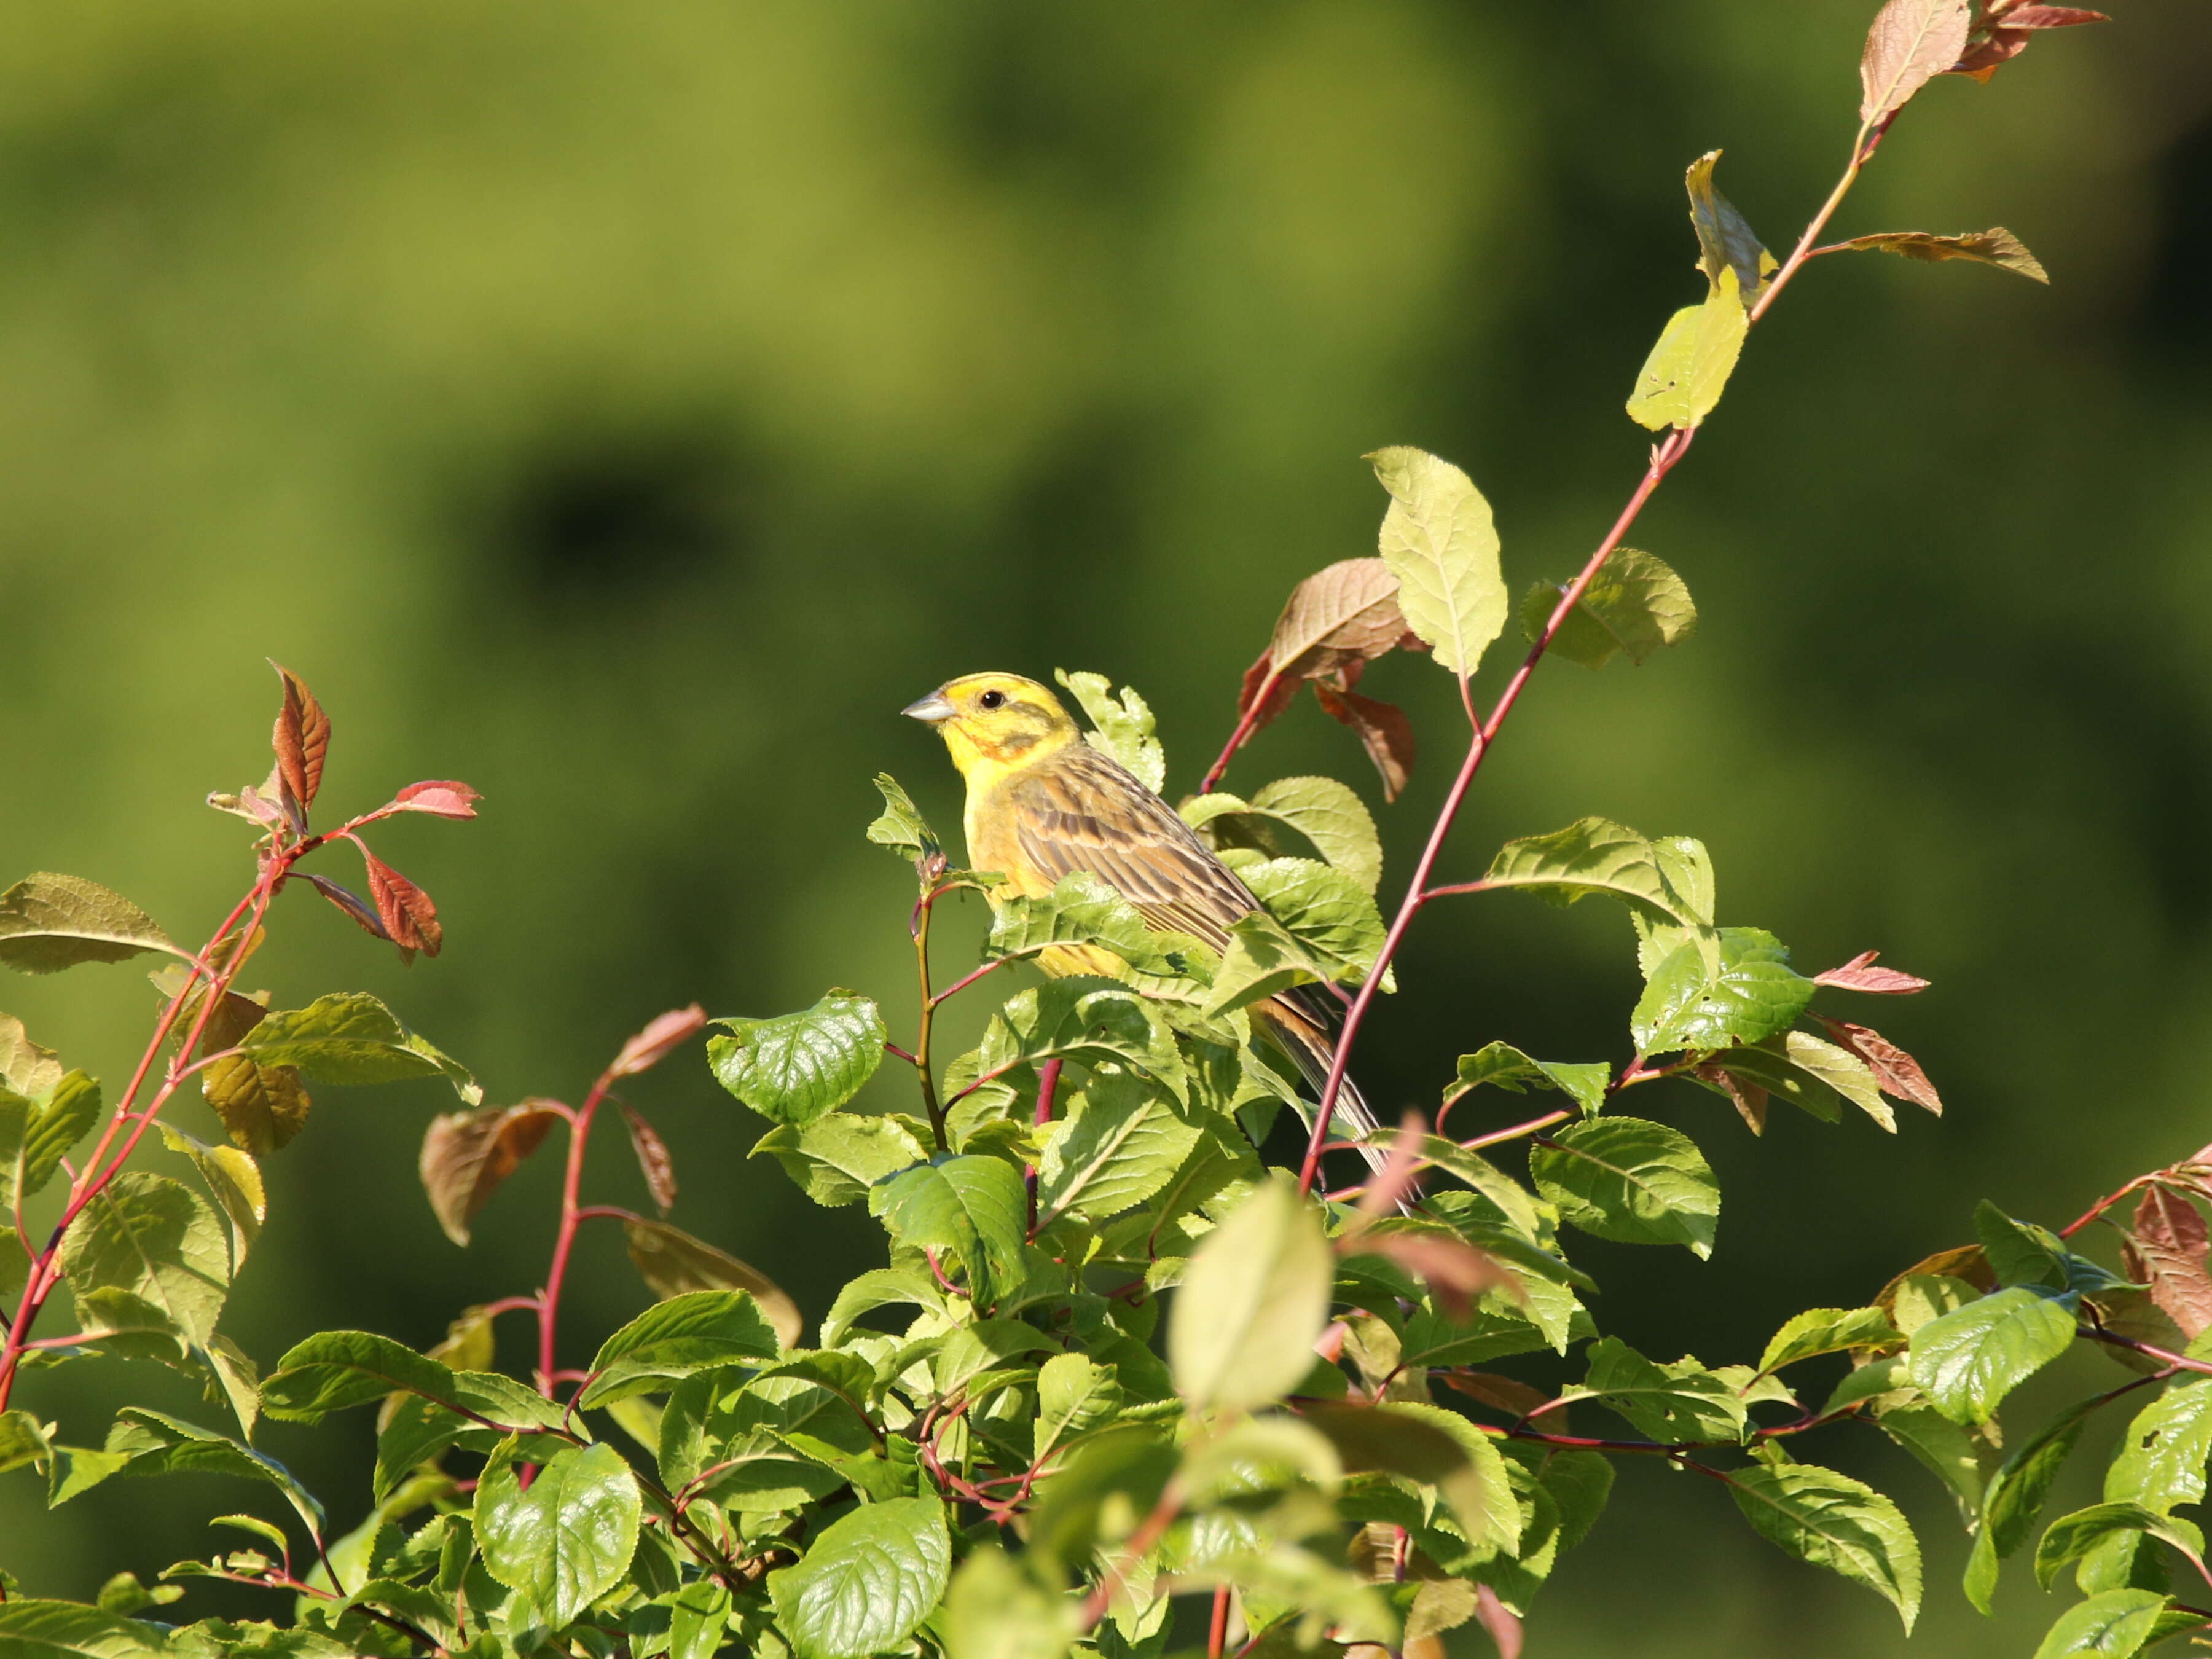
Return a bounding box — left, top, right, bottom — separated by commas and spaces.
0, 15, 2176, 1659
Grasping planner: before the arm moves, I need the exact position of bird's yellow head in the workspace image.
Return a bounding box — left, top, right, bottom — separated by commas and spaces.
902, 672, 1078, 782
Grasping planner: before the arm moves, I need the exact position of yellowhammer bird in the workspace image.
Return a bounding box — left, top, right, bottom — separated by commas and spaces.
903, 670, 1386, 1167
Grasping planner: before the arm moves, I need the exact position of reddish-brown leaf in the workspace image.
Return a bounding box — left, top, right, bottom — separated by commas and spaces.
1352, 1231, 1519, 1322
1696, 1061, 1769, 1135
1951, 2, 2106, 76
1472, 1585, 1523, 1659
611, 1005, 709, 1078
1352, 1109, 1429, 1219
1225, 559, 1422, 786
268, 662, 331, 817
1437, 1370, 1553, 1419
2124, 1187, 2212, 1342
303, 874, 392, 943
1860, 0, 1974, 122
390, 780, 482, 820
361, 850, 442, 962
1314, 682, 1416, 802
621, 1102, 679, 1215
1814, 1017, 1943, 1115
418, 1100, 567, 1246
1812, 951, 1931, 994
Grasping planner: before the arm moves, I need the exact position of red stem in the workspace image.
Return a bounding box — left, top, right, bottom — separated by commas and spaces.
1026, 1058, 1064, 1237
1198, 670, 1282, 796
538, 1065, 621, 1397
1208, 1585, 1233, 1659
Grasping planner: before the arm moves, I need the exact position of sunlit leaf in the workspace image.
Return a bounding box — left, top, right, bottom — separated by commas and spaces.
155, 1124, 265, 1269
1520, 547, 1698, 671
579, 1290, 782, 1406
1056, 670, 1166, 794
1530, 1115, 1719, 1258
0, 874, 177, 976
240, 992, 477, 1102
1626, 268, 1749, 431
476, 1439, 641, 1628
1367, 447, 1508, 680
768, 1496, 950, 1659
1169, 1175, 1331, 1411
1485, 818, 1717, 974
2028, 1588, 2172, 1659
1758, 1307, 1899, 1375
1859, 0, 1972, 122
752, 1112, 928, 1210
267, 662, 331, 817
622, 1218, 804, 1351
870, 1155, 1027, 1306
709, 994, 887, 1128
941, 1545, 1075, 1659
1908, 1287, 2077, 1424
58, 1172, 229, 1350
1728, 1461, 1923, 1630
866, 774, 942, 868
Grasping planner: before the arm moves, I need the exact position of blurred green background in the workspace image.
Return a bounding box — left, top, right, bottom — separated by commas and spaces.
4, 0, 2210, 1652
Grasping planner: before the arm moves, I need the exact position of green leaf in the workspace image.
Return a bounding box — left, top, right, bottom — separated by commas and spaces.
1909, 1287, 2077, 1424
2104, 1378, 2212, 1515
2030, 1588, 2173, 1659
56, 1408, 324, 1537
1966, 1400, 2096, 1612
1303, 1400, 1519, 1554
2037, 1504, 2204, 1592
240, 993, 478, 1103
1974, 1202, 2077, 1292
1626, 267, 1748, 431
1518, 547, 1698, 670
941, 1546, 1074, 1659
1199, 912, 1328, 1018
1728, 1461, 1923, 1631
978, 979, 1179, 1083
1169, 1175, 1331, 1412
752, 1112, 927, 1208
58, 1172, 229, 1349
0, 1599, 169, 1657
1239, 777, 1384, 895
1037, 1074, 1201, 1227
1836, 229, 2047, 283
1759, 1307, 1900, 1375
1239, 858, 1388, 982
1449, 1043, 1609, 1115
579, 1290, 782, 1408
156, 1123, 264, 1270
0, 1409, 53, 1477
1685, 151, 1775, 307
1879, 1403, 1986, 1522
0, 874, 177, 975
708, 994, 887, 1128
1485, 818, 1717, 974
1530, 1115, 1719, 1258
767, 1495, 950, 1659
1366, 446, 1507, 679
869, 1155, 1027, 1305
986, 874, 1190, 977
866, 774, 941, 867
666, 1580, 734, 1659
22, 1071, 101, 1198
476, 1439, 641, 1628
1630, 929, 1816, 1055
1055, 670, 1166, 794
262, 1330, 459, 1422
1033, 1353, 1126, 1463
1577, 1338, 1747, 1443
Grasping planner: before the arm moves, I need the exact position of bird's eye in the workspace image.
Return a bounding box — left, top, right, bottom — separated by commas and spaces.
978, 689, 1006, 710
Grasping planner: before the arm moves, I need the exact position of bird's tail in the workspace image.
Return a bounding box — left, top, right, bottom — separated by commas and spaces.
1252, 995, 1394, 1177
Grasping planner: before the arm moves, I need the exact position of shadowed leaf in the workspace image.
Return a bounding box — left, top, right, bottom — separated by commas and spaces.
1685, 151, 1775, 305
20, 1070, 100, 1198
1952, 4, 2109, 82
1313, 682, 1416, 801
624, 1218, 804, 1350
0, 874, 177, 976
620, 1104, 678, 1215
418, 1100, 565, 1246
1520, 547, 1698, 670
1834, 227, 2047, 281
302, 874, 391, 943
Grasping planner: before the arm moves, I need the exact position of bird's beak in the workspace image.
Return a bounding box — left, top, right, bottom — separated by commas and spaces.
901, 689, 957, 724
